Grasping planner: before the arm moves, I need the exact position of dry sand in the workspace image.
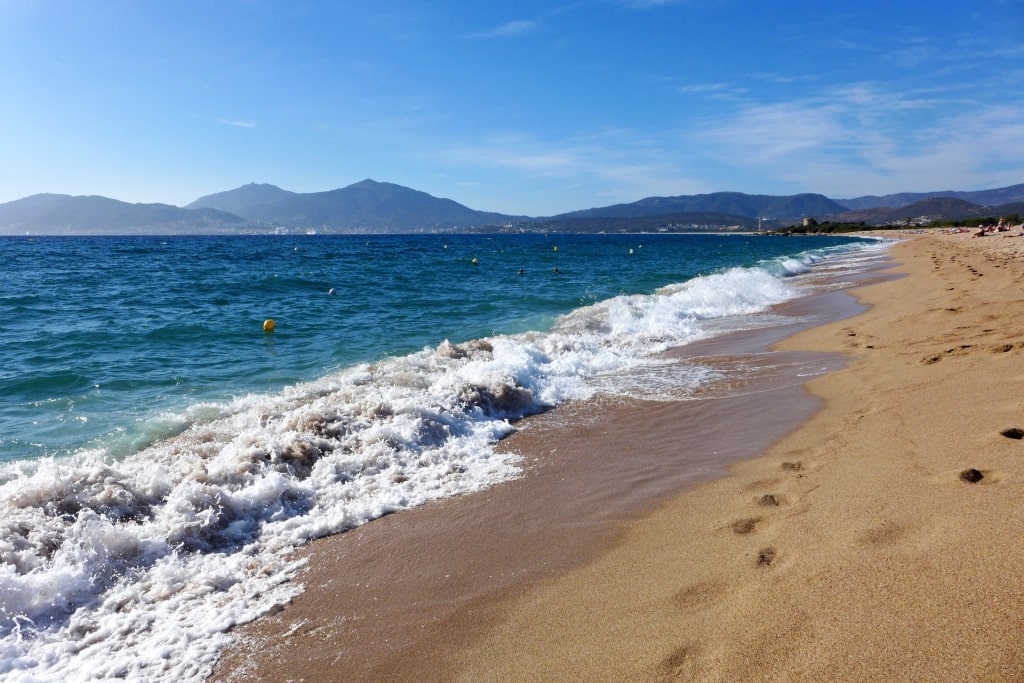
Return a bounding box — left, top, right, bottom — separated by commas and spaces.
212, 231, 1024, 682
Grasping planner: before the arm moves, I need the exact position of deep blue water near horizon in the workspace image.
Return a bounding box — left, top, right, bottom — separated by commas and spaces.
0, 232, 865, 463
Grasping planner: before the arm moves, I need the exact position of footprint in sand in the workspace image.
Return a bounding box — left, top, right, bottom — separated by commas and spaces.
731, 517, 761, 535
672, 581, 727, 611
921, 345, 974, 364
991, 343, 1024, 353
742, 478, 780, 492
859, 520, 908, 546
657, 644, 698, 679
756, 547, 777, 567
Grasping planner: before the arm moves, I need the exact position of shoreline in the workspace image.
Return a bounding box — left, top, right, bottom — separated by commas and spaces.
443, 231, 1024, 680
210, 242, 891, 682
211, 229, 1024, 679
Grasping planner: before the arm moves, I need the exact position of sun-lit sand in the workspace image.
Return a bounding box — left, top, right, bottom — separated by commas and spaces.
212, 230, 1024, 682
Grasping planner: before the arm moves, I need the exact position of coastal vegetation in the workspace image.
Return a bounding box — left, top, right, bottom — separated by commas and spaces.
774, 220, 872, 234
778, 212, 1024, 234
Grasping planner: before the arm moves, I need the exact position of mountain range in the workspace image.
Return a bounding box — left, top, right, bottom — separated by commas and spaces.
186, 180, 519, 231
0, 193, 248, 235
1, 179, 1023, 235
834, 184, 1024, 211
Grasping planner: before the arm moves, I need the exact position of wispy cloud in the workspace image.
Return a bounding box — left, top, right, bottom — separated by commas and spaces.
469, 20, 539, 39
438, 135, 579, 174
694, 84, 1024, 195
751, 72, 817, 86
678, 82, 731, 94
677, 81, 747, 99
617, 0, 725, 9
220, 119, 258, 129
425, 62, 1024, 211
700, 100, 847, 163
430, 129, 711, 209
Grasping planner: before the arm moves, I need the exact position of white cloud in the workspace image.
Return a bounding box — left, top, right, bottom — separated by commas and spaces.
469, 20, 539, 39
694, 84, 1024, 195
429, 130, 711, 211
678, 82, 731, 94
439, 137, 579, 174
220, 119, 258, 129
700, 100, 847, 163
421, 75, 1024, 212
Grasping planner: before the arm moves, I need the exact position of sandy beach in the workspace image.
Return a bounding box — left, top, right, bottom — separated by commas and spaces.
212, 231, 1024, 682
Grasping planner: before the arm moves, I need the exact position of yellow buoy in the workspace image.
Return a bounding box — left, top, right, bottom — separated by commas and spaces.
263, 319, 275, 332
553, 245, 558, 251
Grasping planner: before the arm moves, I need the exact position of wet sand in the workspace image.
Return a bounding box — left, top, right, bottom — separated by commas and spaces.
213, 231, 1024, 681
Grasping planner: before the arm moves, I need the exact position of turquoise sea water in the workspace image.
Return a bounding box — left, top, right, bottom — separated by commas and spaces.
2, 232, 862, 462
0, 231, 886, 682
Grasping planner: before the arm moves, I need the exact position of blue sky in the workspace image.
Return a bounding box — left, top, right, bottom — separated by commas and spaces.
2, 1, 1023, 215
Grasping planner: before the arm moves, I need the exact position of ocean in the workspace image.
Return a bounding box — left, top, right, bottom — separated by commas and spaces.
0, 232, 887, 681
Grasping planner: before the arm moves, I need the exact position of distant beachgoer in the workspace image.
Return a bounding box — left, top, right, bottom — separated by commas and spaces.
552, 267, 560, 274
517, 268, 524, 275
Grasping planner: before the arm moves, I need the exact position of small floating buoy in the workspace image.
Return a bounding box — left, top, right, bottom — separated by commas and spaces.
629, 248, 634, 254
471, 257, 479, 265
263, 319, 275, 332
553, 245, 558, 251
328, 287, 336, 295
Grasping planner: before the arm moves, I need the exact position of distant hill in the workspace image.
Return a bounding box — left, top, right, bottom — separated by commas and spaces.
553, 191, 846, 221
4, 180, 1024, 235
532, 212, 759, 233
826, 197, 990, 225
0, 194, 249, 235
189, 179, 522, 231
837, 183, 1024, 211
822, 196, 1024, 226
187, 183, 297, 216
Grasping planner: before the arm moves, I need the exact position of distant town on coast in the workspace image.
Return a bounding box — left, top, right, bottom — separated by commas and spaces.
2, 178, 1023, 236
